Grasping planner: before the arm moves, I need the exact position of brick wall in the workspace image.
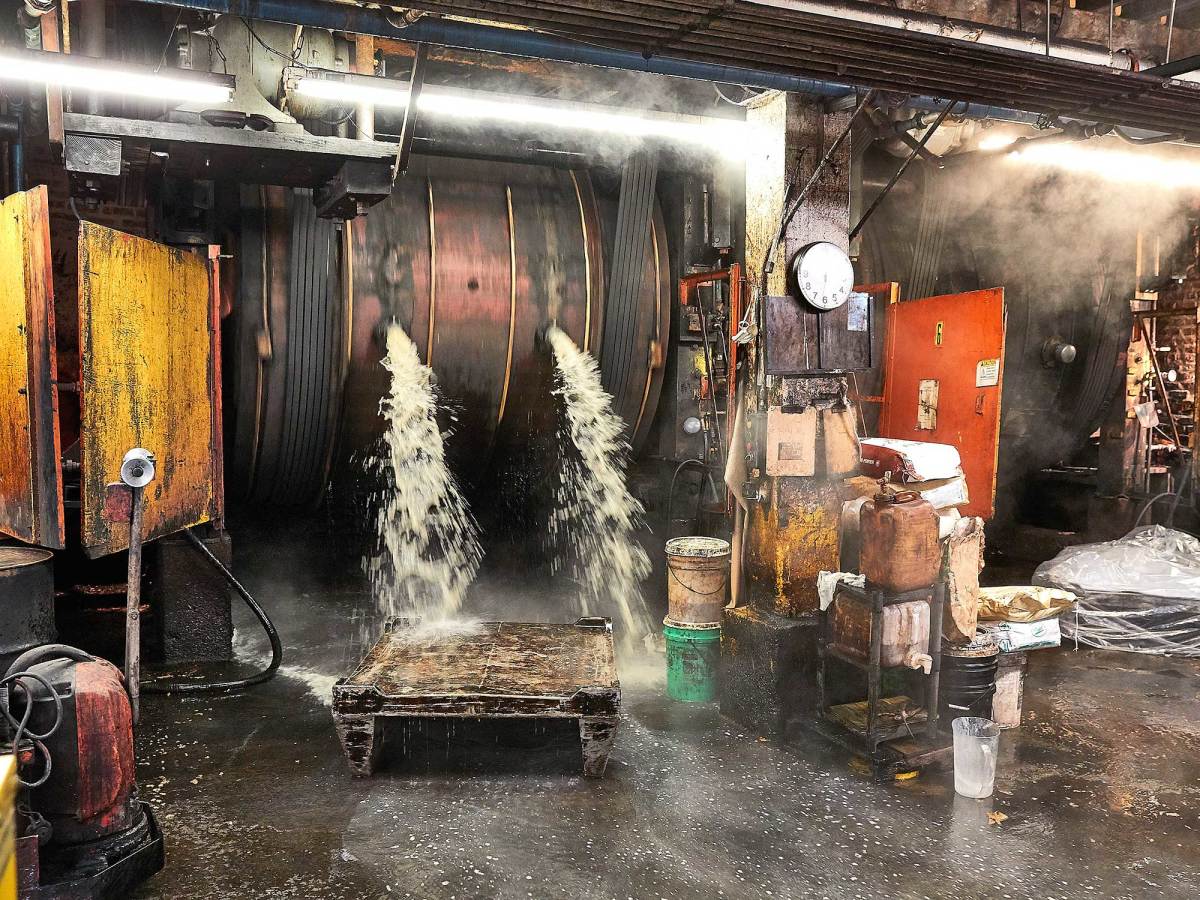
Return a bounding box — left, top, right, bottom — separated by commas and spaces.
1156, 217, 1200, 448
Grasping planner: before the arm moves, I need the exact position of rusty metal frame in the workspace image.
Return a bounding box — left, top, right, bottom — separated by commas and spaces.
0, 186, 64, 548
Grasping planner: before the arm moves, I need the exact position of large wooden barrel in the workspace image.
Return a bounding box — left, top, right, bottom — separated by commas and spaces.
228, 156, 670, 506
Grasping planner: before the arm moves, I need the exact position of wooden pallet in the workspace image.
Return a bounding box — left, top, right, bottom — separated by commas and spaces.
332, 617, 621, 777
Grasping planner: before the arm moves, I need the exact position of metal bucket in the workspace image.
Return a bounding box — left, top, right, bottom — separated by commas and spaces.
665, 536, 730, 626
939, 638, 999, 730
664, 620, 721, 703
0, 547, 56, 672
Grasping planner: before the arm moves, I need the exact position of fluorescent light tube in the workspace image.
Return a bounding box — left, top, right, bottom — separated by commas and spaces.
294, 73, 747, 155
0, 50, 233, 104
1009, 142, 1200, 188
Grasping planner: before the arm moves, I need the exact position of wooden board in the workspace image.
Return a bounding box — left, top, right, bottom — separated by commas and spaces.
333, 618, 621, 777
879, 288, 1006, 519
0, 186, 64, 548
78, 223, 217, 557
764, 291, 872, 374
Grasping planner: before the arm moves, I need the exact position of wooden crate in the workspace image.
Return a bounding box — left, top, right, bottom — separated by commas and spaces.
333, 618, 621, 777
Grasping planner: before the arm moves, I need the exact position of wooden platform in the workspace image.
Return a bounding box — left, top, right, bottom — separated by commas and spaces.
332, 617, 621, 777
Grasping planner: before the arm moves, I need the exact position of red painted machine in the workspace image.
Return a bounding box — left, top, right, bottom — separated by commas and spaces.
1, 645, 162, 899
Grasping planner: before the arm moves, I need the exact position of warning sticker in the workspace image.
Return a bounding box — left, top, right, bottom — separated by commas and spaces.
917, 379, 939, 430
976, 358, 1000, 387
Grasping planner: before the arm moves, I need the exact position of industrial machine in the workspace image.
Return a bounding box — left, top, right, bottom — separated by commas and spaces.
0, 0, 1193, 820
1, 646, 163, 898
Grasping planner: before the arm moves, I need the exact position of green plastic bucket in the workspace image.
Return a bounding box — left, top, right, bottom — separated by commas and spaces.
664, 620, 722, 703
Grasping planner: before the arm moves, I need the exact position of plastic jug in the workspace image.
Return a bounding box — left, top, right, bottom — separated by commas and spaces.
859, 489, 941, 592
952, 717, 999, 799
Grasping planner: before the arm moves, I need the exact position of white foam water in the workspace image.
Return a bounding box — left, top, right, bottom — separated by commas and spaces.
546, 325, 653, 651
365, 323, 483, 628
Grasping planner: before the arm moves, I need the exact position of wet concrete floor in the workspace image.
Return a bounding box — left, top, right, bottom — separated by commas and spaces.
130, 523, 1200, 899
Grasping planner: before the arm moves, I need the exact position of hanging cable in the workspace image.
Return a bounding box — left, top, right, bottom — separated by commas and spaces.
850, 100, 957, 241
666, 459, 720, 536
758, 89, 877, 297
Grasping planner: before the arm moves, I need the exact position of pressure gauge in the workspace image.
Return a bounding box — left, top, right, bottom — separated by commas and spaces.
792, 241, 854, 311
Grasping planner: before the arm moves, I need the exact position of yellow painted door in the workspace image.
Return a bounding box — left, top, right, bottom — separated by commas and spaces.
78, 223, 219, 557
0, 186, 64, 548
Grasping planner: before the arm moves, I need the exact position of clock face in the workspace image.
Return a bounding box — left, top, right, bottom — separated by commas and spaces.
793, 241, 854, 311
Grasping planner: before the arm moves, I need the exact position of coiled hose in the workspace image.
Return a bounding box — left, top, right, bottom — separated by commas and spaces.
141, 529, 283, 694
1, 645, 87, 788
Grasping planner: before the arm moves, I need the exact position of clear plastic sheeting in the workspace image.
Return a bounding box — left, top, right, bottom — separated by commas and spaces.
1034, 526, 1200, 600
1035, 526, 1200, 657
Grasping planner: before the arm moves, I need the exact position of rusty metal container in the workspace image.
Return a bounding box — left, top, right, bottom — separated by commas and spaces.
829, 596, 931, 669
229, 157, 671, 506
665, 536, 730, 626
0, 547, 55, 672
859, 490, 940, 593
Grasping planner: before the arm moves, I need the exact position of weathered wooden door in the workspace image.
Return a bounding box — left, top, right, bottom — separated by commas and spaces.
0, 186, 64, 548
879, 288, 1006, 519
78, 223, 221, 557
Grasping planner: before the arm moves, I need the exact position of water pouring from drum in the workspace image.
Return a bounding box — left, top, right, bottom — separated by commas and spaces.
545, 325, 652, 651
365, 323, 483, 629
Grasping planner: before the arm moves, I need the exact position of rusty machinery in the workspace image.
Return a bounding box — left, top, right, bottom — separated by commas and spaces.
226, 156, 673, 524
719, 91, 879, 737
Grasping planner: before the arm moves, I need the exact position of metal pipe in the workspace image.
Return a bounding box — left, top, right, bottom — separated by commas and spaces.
747, 0, 1135, 71
125, 484, 144, 725
393, 42, 428, 179
129, 0, 1046, 127
80, 0, 106, 115
850, 101, 957, 240
2, 109, 23, 193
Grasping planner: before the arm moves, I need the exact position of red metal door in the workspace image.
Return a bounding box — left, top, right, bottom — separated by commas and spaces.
879, 288, 1006, 519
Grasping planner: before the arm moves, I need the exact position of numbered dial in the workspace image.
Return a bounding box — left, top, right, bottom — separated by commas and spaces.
792, 241, 854, 311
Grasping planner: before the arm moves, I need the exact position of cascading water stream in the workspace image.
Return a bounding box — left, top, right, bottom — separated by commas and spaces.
545, 325, 653, 652
365, 323, 483, 630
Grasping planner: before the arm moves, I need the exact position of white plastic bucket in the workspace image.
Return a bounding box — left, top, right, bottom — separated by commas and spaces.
952, 716, 1000, 799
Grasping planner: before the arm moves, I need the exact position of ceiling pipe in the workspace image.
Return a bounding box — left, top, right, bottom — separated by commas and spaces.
80, 0, 107, 115
130, 1, 1186, 142
129, 0, 1043, 124
748, 0, 1138, 72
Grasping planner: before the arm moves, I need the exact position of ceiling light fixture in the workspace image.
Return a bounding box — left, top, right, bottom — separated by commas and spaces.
0, 49, 234, 104
292, 71, 748, 156
1007, 141, 1200, 189
977, 132, 1018, 151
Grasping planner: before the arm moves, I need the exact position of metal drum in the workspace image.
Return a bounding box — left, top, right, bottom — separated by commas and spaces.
229, 156, 670, 506
0, 546, 56, 671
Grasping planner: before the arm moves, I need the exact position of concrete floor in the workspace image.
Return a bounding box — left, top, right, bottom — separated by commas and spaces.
129, 522, 1200, 900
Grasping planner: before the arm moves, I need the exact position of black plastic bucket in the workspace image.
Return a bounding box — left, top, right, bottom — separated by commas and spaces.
939, 639, 999, 730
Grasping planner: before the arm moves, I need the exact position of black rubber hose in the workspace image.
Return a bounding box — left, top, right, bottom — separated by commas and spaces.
142, 529, 283, 694
5, 644, 93, 680
666, 459, 720, 536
